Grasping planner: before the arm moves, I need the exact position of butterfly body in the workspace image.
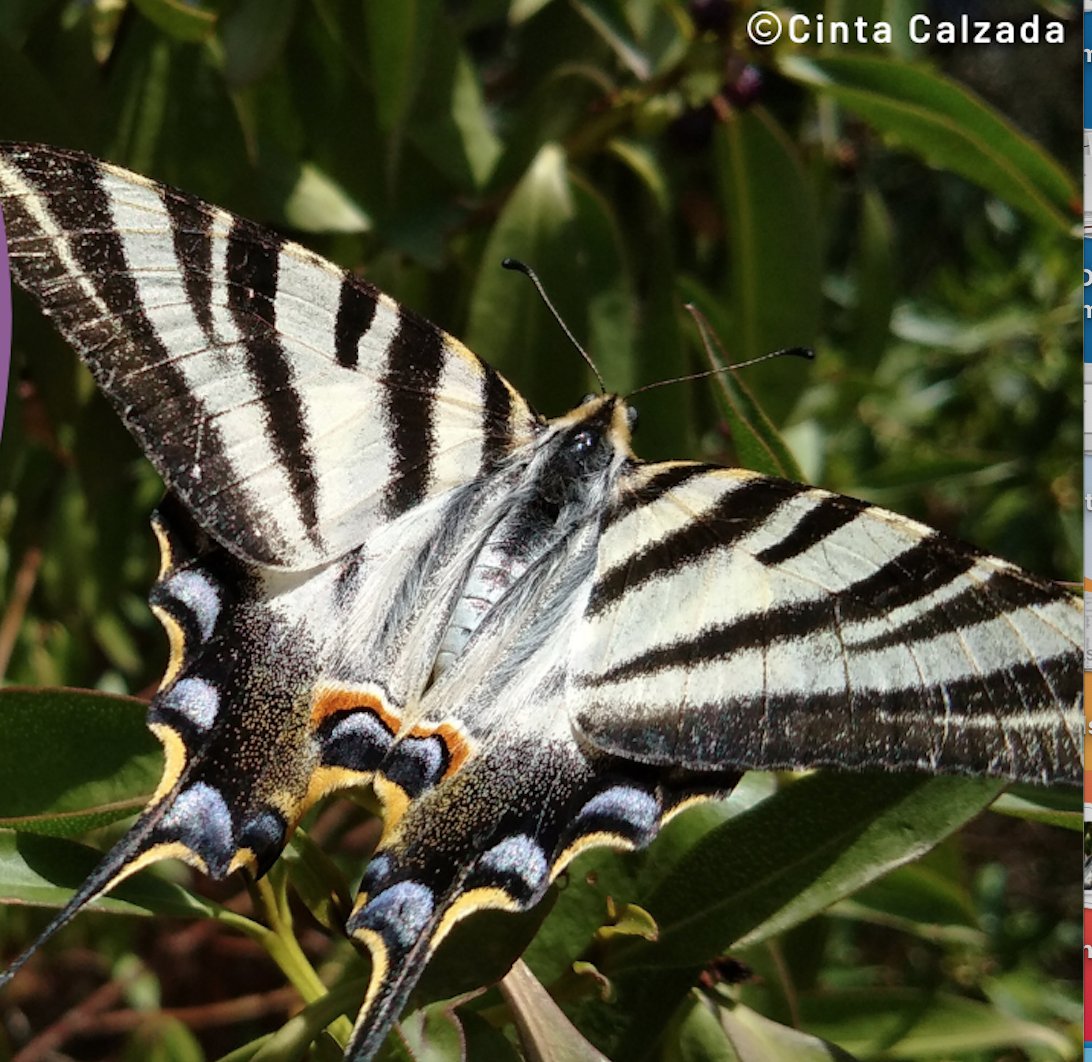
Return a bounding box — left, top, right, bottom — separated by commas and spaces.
0, 144, 1081, 1060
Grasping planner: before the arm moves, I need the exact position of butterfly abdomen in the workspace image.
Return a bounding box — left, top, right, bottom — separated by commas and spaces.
431, 396, 632, 681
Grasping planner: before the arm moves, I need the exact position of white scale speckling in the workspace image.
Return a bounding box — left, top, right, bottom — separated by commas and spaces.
330, 711, 392, 747
399, 736, 446, 781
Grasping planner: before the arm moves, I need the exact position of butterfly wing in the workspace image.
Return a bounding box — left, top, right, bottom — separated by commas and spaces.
0, 143, 539, 569
569, 462, 1081, 784
0, 142, 537, 993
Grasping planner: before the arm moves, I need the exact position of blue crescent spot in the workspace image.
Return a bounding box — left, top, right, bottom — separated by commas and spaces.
356, 880, 435, 951
330, 710, 392, 745
159, 782, 235, 866
578, 786, 660, 835
159, 676, 221, 730
166, 570, 222, 640
398, 735, 446, 780
478, 834, 548, 892
0, 201, 10, 444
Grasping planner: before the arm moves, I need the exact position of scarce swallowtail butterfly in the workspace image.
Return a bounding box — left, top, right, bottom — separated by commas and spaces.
0, 143, 1081, 1060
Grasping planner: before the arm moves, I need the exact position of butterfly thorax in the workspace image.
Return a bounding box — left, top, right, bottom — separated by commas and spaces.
429, 395, 633, 682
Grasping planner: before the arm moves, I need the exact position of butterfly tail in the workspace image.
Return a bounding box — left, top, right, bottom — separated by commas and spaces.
0, 806, 174, 990
342, 885, 449, 1062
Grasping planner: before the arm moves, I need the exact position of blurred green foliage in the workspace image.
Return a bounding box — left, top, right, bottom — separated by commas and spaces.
0, 1, 1081, 1060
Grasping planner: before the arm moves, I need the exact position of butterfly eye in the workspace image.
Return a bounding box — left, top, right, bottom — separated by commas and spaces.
626, 405, 639, 433
572, 428, 597, 452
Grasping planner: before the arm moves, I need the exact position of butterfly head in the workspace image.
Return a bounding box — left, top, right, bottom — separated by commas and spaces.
554, 393, 638, 464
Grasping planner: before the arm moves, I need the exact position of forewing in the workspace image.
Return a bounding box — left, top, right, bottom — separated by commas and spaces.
571, 463, 1081, 785
0, 143, 539, 569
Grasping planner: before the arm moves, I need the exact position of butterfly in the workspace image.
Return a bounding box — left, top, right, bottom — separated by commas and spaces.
0, 143, 1081, 1060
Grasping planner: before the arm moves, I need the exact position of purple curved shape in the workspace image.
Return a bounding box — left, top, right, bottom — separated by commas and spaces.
0, 201, 9, 444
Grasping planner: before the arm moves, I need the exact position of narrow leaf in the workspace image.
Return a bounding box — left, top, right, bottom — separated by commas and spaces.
599, 774, 1004, 1059
715, 108, 820, 424
131, 0, 216, 42
0, 831, 213, 918
779, 55, 1077, 234
798, 987, 1073, 1058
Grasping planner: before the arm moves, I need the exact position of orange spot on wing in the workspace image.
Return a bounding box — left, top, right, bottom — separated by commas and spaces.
425, 722, 473, 779
309, 684, 402, 733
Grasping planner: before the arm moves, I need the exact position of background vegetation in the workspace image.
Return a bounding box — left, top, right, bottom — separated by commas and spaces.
0, 0, 1082, 1059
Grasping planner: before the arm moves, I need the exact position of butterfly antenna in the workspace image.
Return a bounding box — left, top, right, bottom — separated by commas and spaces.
628, 304, 813, 398
501, 258, 606, 393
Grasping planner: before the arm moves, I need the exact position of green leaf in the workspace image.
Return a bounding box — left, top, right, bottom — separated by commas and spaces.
103, 23, 174, 175
130, 0, 216, 43
597, 774, 1004, 1059
845, 187, 896, 372
392, 997, 469, 1062
278, 161, 372, 234
521, 847, 641, 986
779, 55, 1078, 235
466, 144, 634, 412
215, 1034, 274, 1062
797, 988, 1074, 1058
707, 363, 805, 480
417, 898, 555, 1006
219, 0, 297, 88
509, 0, 557, 24
677, 276, 806, 479
670, 995, 861, 1062
571, 0, 650, 80
122, 1014, 206, 1062
665, 775, 1003, 961
989, 785, 1081, 830
282, 827, 353, 932
0, 688, 160, 836
715, 108, 821, 424
364, 0, 441, 134
408, 37, 501, 190
606, 138, 669, 216
0, 831, 213, 918
597, 901, 658, 942
829, 862, 982, 941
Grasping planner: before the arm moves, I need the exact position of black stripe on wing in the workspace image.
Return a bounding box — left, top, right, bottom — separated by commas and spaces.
335, 278, 379, 369
589, 477, 812, 614
753, 491, 869, 564
589, 560, 1071, 687
224, 222, 323, 554
164, 191, 216, 344
480, 363, 515, 474
602, 462, 709, 530
381, 313, 446, 516
0, 146, 289, 563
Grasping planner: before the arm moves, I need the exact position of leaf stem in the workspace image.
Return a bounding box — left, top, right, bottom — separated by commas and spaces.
246, 875, 354, 1044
